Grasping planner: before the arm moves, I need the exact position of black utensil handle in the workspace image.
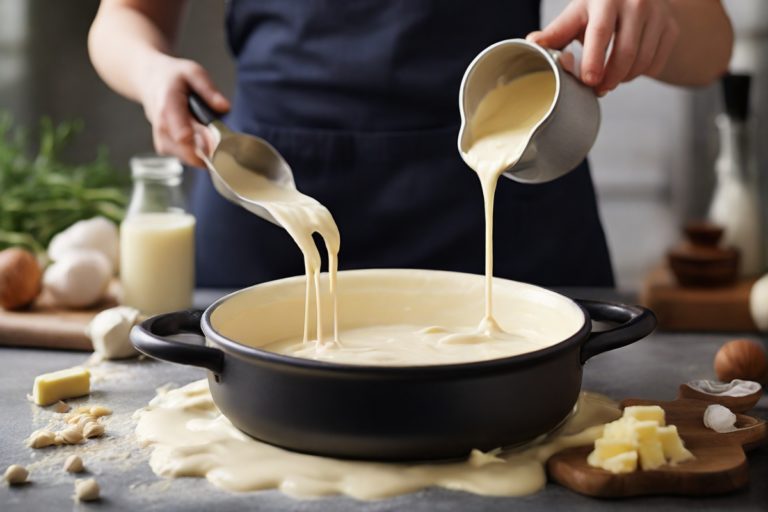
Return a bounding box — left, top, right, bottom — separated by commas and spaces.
188, 92, 219, 126
577, 300, 657, 364
130, 309, 224, 373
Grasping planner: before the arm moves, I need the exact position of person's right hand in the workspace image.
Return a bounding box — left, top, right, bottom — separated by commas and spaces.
138, 54, 230, 167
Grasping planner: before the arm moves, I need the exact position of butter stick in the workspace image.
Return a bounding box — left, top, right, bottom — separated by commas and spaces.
32, 367, 90, 406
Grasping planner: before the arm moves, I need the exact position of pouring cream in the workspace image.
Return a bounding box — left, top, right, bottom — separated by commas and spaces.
462, 70, 557, 334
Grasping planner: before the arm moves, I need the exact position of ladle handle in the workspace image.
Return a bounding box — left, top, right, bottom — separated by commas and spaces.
577, 300, 657, 364
130, 309, 224, 374
188, 92, 219, 126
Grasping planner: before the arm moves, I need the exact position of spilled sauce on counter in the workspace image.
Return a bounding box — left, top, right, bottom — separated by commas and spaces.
135, 380, 619, 499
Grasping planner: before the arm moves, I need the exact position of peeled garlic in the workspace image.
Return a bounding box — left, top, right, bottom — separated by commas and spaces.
60, 426, 84, 444
86, 306, 141, 359
4, 464, 28, 485
83, 422, 105, 439
703, 404, 738, 433
27, 430, 56, 449
74, 478, 100, 501
64, 455, 85, 473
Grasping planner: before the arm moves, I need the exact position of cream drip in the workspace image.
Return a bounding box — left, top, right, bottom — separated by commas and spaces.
211, 153, 341, 345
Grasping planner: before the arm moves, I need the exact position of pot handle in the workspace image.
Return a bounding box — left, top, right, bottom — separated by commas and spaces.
576, 300, 657, 364
130, 309, 224, 374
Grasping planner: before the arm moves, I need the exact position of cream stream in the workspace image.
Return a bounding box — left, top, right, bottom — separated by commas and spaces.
211, 152, 340, 344
462, 70, 557, 332
135, 380, 620, 500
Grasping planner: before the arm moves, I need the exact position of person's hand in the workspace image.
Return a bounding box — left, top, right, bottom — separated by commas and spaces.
138, 54, 230, 166
527, 0, 680, 96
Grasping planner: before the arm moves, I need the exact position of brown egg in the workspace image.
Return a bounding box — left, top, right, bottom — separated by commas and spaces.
0, 248, 42, 310
714, 339, 768, 383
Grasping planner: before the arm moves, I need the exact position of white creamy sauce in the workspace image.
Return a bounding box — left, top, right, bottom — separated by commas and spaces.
263, 323, 554, 366
212, 152, 341, 344
135, 380, 620, 500
462, 70, 556, 333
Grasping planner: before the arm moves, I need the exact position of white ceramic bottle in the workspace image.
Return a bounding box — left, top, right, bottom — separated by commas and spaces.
708, 74, 763, 277
120, 156, 195, 315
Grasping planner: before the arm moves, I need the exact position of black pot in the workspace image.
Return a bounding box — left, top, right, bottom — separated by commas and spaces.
130, 269, 655, 461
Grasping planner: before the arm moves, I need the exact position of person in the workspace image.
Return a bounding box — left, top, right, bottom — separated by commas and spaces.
89, 0, 733, 288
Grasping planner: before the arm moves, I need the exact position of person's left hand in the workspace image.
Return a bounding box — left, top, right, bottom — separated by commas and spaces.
527, 0, 680, 96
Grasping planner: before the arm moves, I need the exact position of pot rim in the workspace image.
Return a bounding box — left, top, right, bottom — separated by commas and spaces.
200, 269, 592, 376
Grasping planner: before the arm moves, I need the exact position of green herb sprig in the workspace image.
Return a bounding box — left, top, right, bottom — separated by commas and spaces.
0, 114, 128, 255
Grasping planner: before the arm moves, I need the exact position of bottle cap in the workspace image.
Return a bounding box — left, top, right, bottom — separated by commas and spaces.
130, 155, 183, 179
721, 73, 751, 121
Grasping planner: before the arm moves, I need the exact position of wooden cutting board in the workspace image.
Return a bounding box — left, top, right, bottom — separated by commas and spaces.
0, 282, 120, 351
639, 264, 758, 332
547, 393, 767, 497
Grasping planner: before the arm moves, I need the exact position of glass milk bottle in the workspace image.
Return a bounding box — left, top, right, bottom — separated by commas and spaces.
120, 155, 195, 315
708, 74, 762, 276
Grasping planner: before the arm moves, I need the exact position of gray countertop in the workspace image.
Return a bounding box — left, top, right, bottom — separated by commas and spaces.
1, 288, 766, 512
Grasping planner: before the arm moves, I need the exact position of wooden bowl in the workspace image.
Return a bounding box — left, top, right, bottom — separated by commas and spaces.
668, 244, 739, 287
683, 221, 724, 247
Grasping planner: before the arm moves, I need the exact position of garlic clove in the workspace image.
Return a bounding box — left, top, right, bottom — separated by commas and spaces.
64, 455, 85, 473
703, 404, 738, 433
4, 464, 29, 485
74, 478, 100, 502
86, 306, 141, 359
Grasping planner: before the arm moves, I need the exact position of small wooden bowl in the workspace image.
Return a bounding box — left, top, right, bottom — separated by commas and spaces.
678, 382, 762, 413
683, 221, 724, 247
668, 221, 739, 287
668, 244, 739, 287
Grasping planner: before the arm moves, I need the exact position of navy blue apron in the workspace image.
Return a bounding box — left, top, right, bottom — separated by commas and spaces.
192, 0, 614, 288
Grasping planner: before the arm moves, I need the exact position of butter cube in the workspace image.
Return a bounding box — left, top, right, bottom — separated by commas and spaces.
633, 420, 660, 443
638, 440, 666, 470
32, 367, 90, 406
602, 451, 638, 474
592, 439, 636, 460
589, 405, 692, 474
657, 425, 694, 464
623, 405, 666, 426
602, 419, 631, 440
